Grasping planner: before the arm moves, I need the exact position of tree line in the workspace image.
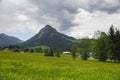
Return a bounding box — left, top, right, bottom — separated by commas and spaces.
71, 25, 120, 62
0, 45, 62, 57
0, 45, 43, 53
93, 25, 120, 62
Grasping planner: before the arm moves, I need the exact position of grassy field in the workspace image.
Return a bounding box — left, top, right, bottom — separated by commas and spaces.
0, 51, 120, 80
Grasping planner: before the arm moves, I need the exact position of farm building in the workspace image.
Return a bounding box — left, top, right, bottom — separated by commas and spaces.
63, 51, 71, 54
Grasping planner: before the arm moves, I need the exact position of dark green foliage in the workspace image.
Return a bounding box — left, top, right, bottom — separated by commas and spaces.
49, 49, 54, 57
2, 45, 23, 52
92, 42, 98, 59
70, 46, 76, 60
81, 51, 89, 60
71, 38, 91, 60
79, 38, 91, 60
108, 25, 120, 62
55, 52, 60, 57
22, 47, 43, 53
44, 49, 49, 56
44, 48, 54, 57
35, 48, 43, 53
115, 30, 120, 62
72, 51, 76, 60
30, 49, 34, 53
92, 25, 120, 62
8, 45, 23, 49
92, 32, 108, 62
108, 25, 115, 61
24, 48, 29, 53
44, 48, 63, 57
54, 49, 62, 57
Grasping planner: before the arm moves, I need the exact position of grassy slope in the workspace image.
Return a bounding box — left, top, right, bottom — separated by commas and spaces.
29, 45, 50, 49
0, 51, 120, 80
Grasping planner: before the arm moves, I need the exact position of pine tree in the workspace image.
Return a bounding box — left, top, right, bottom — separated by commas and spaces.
108, 25, 116, 62
114, 29, 120, 62
93, 32, 108, 61
108, 25, 120, 62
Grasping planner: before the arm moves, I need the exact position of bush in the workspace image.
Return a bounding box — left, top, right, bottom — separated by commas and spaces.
44, 48, 54, 57
81, 51, 89, 60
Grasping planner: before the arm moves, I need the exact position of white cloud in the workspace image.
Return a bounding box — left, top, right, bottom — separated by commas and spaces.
17, 14, 29, 21
66, 8, 120, 39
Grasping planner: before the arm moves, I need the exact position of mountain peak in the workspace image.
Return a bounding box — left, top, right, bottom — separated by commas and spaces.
44, 25, 56, 30
23, 25, 76, 50
39, 25, 57, 33
0, 33, 6, 36
44, 25, 53, 29
0, 33, 23, 47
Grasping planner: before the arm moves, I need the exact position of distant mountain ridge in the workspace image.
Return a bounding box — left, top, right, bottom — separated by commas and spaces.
0, 33, 23, 47
22, 25, 76, 50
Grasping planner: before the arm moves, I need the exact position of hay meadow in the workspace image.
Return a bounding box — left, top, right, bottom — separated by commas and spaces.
0, 51, 120, 80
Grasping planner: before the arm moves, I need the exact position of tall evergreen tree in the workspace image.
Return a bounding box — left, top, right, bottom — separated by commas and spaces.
107, 25, 120, 62
108, 25, 116, 61
114, 29, 120, 62
92, 25, 120, 62
93, 32, 108, 61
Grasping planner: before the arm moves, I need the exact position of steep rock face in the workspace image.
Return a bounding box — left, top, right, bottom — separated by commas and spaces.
0, 33, 23, 47
23, 25, 76, 50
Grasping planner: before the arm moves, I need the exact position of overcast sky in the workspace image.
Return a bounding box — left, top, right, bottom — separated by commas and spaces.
0, 0, 120, 40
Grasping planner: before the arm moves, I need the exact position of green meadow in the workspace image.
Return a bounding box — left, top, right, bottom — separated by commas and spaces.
0, 51, 120, 80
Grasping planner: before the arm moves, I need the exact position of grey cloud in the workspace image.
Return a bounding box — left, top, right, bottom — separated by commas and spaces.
89, 0, 120, 14
28, 0, 120, 31
0, 0, 120, 40
29, 0, 79, 30
30, 0, 120, 13
1, 0, 120, 31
